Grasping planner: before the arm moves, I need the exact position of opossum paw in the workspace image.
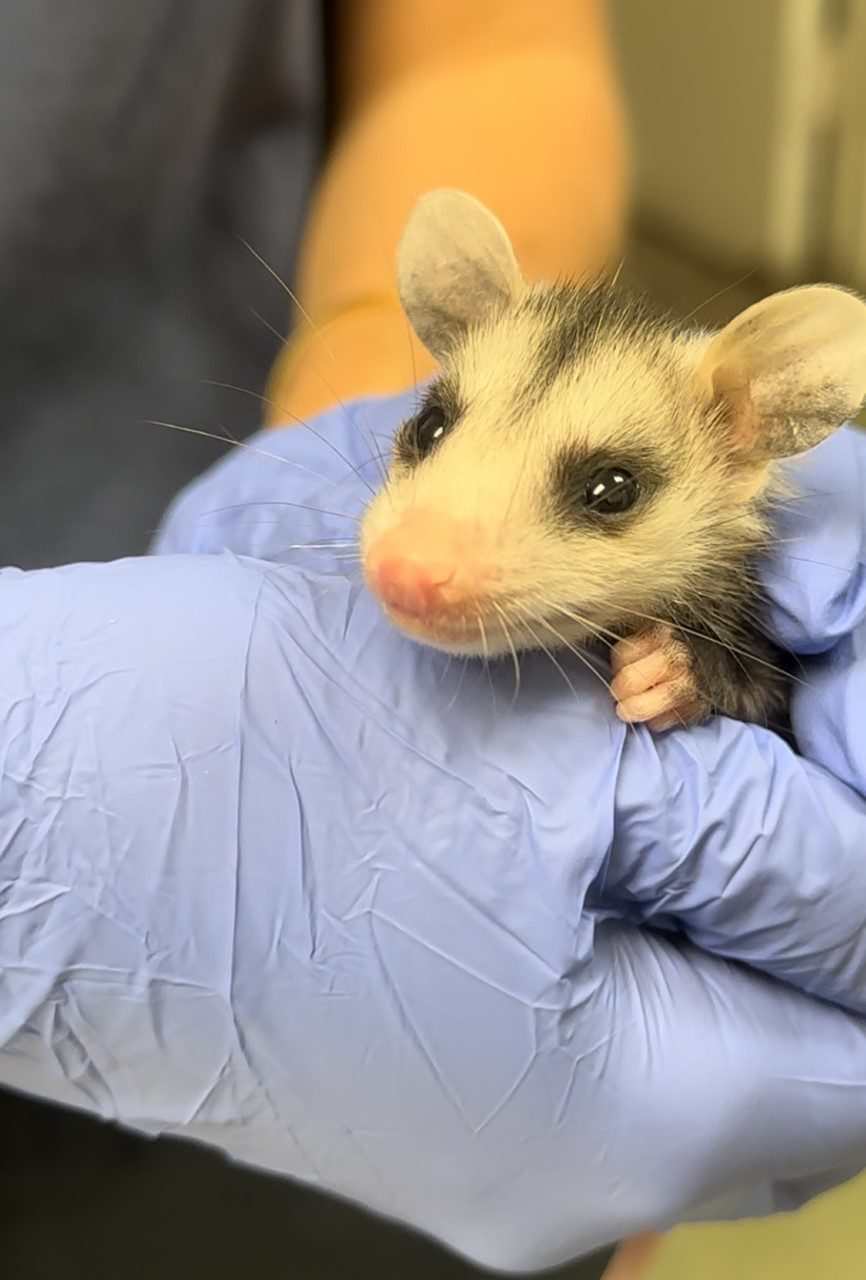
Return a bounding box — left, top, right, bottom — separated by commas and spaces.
610, 627, 710, 732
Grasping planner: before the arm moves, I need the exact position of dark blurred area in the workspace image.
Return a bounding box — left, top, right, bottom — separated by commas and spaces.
3, 1088, 622, 1280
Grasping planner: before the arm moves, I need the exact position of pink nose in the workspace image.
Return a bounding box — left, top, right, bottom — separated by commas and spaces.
365, 512, 481, 620
372, 552, 456, 618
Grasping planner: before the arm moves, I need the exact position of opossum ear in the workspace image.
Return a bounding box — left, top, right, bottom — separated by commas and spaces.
698, 285, 866, 461
397, 189, 525, 360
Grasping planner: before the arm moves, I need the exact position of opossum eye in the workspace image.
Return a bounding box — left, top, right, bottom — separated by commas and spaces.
584, 466, 639, 514
411, 405, 451, 458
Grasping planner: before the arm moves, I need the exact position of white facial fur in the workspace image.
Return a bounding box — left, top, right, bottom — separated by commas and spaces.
361, 191, 866, 658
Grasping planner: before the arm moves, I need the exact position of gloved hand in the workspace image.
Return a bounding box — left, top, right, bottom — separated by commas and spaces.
0, 391, 864, 1274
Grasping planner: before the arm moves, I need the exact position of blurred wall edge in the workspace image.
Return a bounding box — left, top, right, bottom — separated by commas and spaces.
610, 0, 866, 288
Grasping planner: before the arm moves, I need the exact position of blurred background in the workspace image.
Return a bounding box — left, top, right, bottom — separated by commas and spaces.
1, 2, 864, 1278
617, 0, 866, 290
614, 0, 866, 437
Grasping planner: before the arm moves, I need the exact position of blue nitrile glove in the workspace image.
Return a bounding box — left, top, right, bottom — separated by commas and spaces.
0, 391, 864, 1274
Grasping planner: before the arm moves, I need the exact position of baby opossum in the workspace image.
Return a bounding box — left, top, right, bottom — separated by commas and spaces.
360, 190, 866, 731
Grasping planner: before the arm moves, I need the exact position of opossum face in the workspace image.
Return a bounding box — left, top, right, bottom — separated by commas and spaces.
361, 191, 866, 657
362, 287, 761, 655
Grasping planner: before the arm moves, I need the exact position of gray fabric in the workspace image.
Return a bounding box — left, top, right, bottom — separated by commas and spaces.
0, 0, 322, 567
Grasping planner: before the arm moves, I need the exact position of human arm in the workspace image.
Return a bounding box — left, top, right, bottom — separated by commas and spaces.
264, 0, 628, 424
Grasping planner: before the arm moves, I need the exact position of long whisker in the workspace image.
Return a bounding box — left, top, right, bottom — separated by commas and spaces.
476, 613, 498, 706
163, 509, 361, 543
273, 540, 359, 551
531, 615, 617, 701
518, 592, 623, 648
446, 655, 470, 710
490, 601, 522, 705
477, 613, 490, 661
353, 410, 392, 491
775, 553, 860, 576
616, 604, 805, 687
144, 418, 362, 518
437, 654, 454, 687
530, 613, 684, 738
146, 417, 316, 471
249, 306, 288, 346
532, 599, 625, 647
679, 267, 760, 324
241, 242, 391, 488
516, 616, 583, 709
203, 380, 378, 498
144, 417, 365, 503
171, 493, 361, 526
237, 236, 337, 365
275, 547, 362, 567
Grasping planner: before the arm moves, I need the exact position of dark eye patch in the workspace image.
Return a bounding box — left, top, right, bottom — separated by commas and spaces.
392, 380, 464, 468
549, 445, 662, 529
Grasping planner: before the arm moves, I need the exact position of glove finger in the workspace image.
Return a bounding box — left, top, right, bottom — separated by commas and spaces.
600, 718, 866, 1014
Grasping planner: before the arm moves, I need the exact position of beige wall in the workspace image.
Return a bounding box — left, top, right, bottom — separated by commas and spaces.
609, 0, 865, 286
